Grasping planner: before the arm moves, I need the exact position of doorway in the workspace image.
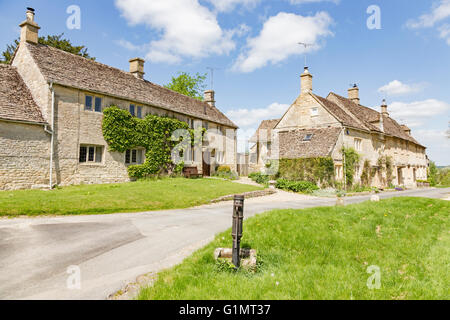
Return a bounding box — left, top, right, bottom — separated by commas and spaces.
202, 151, 211, 177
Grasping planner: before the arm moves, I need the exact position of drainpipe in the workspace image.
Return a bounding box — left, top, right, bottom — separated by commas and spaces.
49, 82, 55, 189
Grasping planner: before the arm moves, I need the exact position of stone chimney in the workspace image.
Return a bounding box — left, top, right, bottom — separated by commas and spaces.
381, 99, 389, 116
348, 84, 360, 104
19, 8, 40, 44
401, 125, 411, 136
129, 58, 145, 79
300, 67, 313, 94
204, 90, 215, 107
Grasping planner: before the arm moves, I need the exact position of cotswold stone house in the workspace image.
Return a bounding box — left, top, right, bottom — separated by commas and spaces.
0, 10, 237, 190
250, 67, 428, 189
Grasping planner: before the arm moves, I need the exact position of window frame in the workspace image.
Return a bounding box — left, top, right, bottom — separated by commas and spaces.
84, 95, 102, 113
354, 138, 362, 151
303, 134, 313, 142
79, 145, 104, 164
310, 107, 319, 117
125, 148, 145, 165
129, 104, 136, 117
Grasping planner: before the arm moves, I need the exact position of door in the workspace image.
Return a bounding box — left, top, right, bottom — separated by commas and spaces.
397, 168, 403, 186
202, 151, 211, 177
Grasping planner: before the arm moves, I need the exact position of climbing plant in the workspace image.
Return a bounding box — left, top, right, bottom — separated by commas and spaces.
342, 147, 360, 188
278, 157, 335, 187
102, 106, 204, 179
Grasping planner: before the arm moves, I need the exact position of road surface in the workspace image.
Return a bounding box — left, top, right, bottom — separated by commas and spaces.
0, 187, 448, 300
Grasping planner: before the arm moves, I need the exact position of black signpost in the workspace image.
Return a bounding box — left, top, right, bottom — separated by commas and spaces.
232, 194, 244, 268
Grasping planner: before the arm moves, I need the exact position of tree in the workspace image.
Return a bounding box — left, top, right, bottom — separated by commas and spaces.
428, 161, 438, 186
164, 72, 207, 101
1, 33, 95, 64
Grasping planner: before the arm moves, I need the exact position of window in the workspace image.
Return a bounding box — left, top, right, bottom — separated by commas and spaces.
203, 121, 209, 130
310, 107, 319, 116
303, 134, 313, 141
137, 106, 142, 119
94, 97, 102, 112
79, 145, 103, 163
129, 104, 135, 116
125, 148, 145, 165
85, 96, 93, 111
188, 119, 194, 129
354, 138, 362, 151
85, 95, 102, 112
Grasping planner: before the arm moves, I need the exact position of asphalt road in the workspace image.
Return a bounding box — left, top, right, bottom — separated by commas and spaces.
0, 187, 448, 300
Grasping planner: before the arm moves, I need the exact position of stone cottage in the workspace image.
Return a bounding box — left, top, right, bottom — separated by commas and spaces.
250, 67, 428, 189
0, 9, 237, 190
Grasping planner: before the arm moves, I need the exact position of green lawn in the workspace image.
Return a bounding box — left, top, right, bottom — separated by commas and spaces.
138, 197, 449, 300
0, 178, 262, 217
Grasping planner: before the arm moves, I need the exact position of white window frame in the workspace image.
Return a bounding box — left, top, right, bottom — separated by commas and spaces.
79, 145, 104, 164
354, 138, 362, 151
85, 95, 103, 113
310, 107, 319, 117
125, 148, 145, 165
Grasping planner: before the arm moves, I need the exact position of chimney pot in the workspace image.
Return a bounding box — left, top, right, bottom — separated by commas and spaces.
204, 90, 215, 108
381, 100, 389, 117
348, 85, 360, 104
300, 67, 313, 94
129, 58, 145, 79
20, 7, 40, 44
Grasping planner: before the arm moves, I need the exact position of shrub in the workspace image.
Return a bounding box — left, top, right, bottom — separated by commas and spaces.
217, 165, 231, 173
275, 179, 319, 194
249, 172, 270, 185
213, 170, 238, 181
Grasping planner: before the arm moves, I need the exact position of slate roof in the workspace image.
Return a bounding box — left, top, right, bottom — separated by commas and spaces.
25, 42, 237, 128
279, 127, 341, 159
249, 119, 279, 143
0, 64, 46, 124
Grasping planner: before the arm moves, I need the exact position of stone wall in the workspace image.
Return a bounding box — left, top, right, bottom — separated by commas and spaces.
0, 121, 50, 190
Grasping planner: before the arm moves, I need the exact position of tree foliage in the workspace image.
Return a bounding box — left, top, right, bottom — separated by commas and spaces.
164, 72, 207, 100
1, 33, 94, 64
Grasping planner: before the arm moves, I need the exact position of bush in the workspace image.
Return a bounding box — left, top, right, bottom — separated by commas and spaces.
213, 170, 238, 181
275, 179, 319, 194
217, 165, 231, 173
249, 172, 270, 185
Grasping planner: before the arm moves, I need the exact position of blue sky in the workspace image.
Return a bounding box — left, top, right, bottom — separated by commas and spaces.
1, 0, 449, 165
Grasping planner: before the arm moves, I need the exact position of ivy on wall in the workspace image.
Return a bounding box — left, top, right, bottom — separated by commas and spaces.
102, 106, 204, 179
342, 147, 360, 188
278, 157, 335, 187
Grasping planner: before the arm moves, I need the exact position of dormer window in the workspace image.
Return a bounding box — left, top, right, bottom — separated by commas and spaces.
310, 107, 319, 117
303, 134, 313, 141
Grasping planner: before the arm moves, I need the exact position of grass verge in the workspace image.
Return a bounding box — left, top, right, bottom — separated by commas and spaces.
138, 197, 449, 300
0, 178, 262, 217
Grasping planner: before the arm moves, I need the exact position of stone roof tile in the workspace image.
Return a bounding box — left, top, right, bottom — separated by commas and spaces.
25, 43, 237, 128
0, 64, 46, 124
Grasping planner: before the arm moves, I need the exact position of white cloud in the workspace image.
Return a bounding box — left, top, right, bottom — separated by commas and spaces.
378, 80, 425, 96
232, 12, 333, 73
115, 39, 146, 51
406, 0, 450, 45
289, 0, 339, 4
115, 0, 236, 64
226, 102, 289, 152
406, 0, 450, 29
205, 0, 261, 13
388, 99, 450, 127
439, 24, 450, 44
415, 129, 450, 162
